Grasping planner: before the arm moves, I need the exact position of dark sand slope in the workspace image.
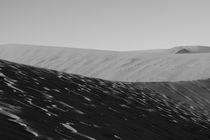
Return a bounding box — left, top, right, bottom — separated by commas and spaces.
1, 44, 210, 82
0, 60, 210, 140
137, 80, 210, 112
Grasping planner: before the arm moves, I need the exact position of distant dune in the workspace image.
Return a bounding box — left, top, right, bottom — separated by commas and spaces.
1, 44, 210, 82
168, 46, 210, 54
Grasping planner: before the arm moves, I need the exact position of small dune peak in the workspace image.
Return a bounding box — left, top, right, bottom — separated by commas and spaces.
175, 48, 190, 54
169, 46, 191, 54
169, 46, 210, 54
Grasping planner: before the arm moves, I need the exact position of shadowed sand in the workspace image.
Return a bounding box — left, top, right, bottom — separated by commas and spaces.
0, 59, 210, 140
1, 44, 210, 82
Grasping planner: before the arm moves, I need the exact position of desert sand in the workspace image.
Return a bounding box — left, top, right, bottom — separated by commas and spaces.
0, 59, 209, 140
0, 45, 210, 139
1, 44, 210, 82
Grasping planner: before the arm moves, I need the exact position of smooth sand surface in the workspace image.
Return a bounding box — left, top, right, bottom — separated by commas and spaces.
1, 44, 210, 82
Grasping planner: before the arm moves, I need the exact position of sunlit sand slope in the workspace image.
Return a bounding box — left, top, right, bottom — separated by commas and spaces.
1, 44, 210, 82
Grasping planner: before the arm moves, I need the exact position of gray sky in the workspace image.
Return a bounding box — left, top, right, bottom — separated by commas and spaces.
0, 0, 210, 51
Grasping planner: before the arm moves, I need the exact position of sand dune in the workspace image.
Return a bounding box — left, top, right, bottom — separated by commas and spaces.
0, 59, 210, 140
1, 46, 210, 139
1, 44, 210, 82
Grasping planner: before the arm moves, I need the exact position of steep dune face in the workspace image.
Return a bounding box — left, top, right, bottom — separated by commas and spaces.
1, 44, 210, 82
0, 59, 210, 140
